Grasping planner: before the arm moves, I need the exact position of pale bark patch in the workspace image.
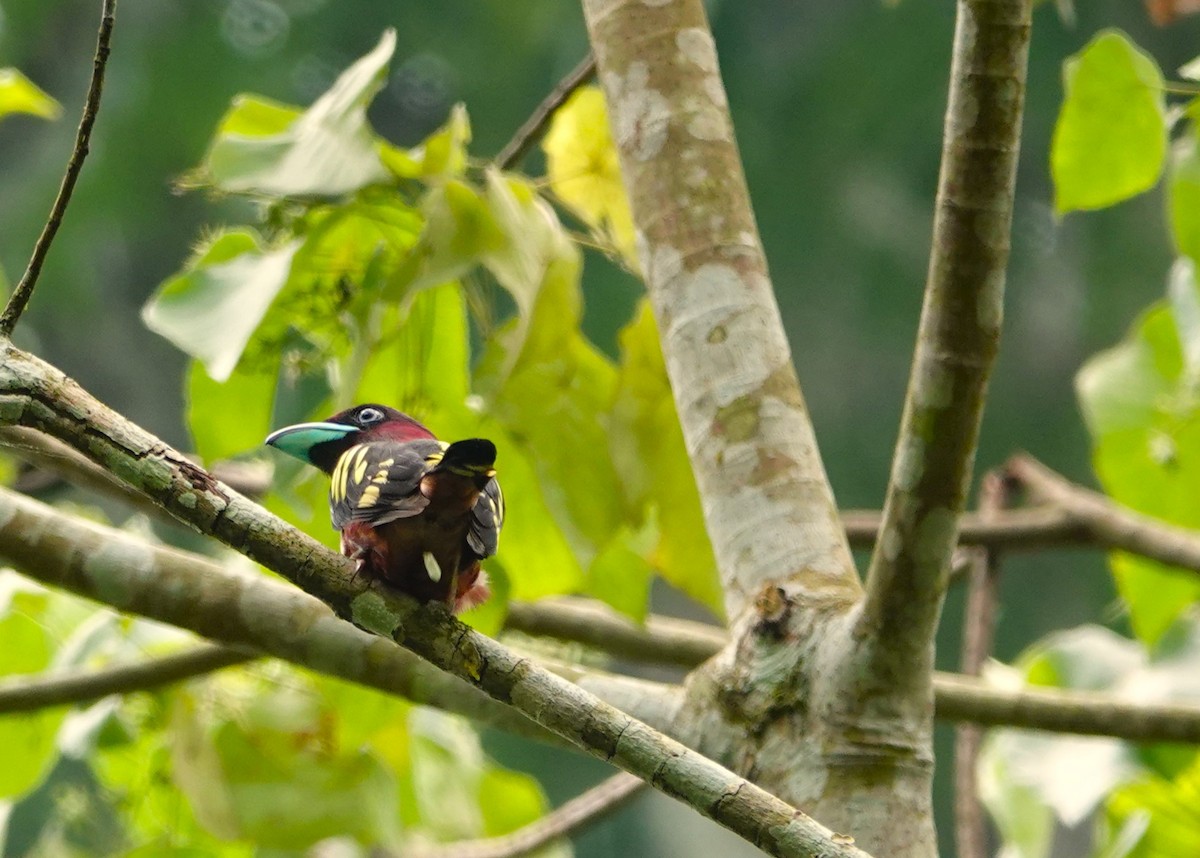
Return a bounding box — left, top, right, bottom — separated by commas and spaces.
894, 435, 926, 492
606, 63, 671, 161
83, 538, 155, 610
675, 28, 716, 71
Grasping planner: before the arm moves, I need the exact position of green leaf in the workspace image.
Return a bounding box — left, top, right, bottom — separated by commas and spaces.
404, 708, 555, 847
1105, 756, 1200, 858
0, 575, 65, 799
1052, 30, 1166, 214
1077, 294, 1200, 644
978, 732, 1055, 858
355, 286, 584, 601
478, 769, 568, 858
357, 284, 471, 411
142, 229, 300, 382
387, 179, 505, 301
0, 68, 61, 123
476, 264, 624, 563
414, 103, 472, 179
983, 617, 1200, 857
1169, 133, 1200, 263
186, 360, 278, 462
192, 30, 396, 197
588, 527, 655, 623
609, 301, 723, 618
294, 190, 424, 295
1020, 625, 1145, 691
171, 684, 400, 850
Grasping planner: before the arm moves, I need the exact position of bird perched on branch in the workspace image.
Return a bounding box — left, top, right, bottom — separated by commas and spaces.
265, 404, 502, 612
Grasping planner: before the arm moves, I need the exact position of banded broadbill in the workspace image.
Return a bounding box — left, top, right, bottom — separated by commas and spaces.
266, 404, 503, 612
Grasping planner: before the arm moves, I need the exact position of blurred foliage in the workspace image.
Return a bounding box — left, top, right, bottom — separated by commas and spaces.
141, 32, 720, 625
8, 1, 1200, 857
0, 573, 565, 858
0, 68, 59, 123
983, 26, 1200, 858
1, 23, 724, 856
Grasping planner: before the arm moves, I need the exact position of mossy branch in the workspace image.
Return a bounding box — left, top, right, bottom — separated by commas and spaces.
0, 344, 871, 858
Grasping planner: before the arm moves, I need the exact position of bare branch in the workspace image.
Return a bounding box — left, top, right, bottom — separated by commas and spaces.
842, 507, 1085, 551
505, 597, 725, 667
0, 0, 116, 336
406, 772, 644, 858
858, 0, 1032, 706
496, 53, 596, 170
954, 473, 1010, 858
0, 485, 548, 740
514, 598, 1200, 744
0, 644, 251, 714
581, 0, 859, 621
935, 673, 1200, 743
1006, 453, 1200, 575
0, 346, 872, 858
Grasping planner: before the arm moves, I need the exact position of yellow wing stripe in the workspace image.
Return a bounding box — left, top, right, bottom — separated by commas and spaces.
330, 444, 368, 503
352, 448, 369, 485
357, 484, 381, 509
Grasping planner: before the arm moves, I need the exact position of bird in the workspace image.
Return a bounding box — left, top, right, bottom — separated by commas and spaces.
265, 403, 502, 612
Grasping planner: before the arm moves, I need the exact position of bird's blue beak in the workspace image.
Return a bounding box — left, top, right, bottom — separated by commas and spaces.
265, 421, 359, 463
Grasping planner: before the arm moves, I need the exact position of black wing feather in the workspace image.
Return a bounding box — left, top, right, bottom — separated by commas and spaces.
328, 439, 445, 530
466, 476, 504, 560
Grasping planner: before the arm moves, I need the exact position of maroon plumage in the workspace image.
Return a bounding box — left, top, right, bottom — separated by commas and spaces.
272, 404, 502, 612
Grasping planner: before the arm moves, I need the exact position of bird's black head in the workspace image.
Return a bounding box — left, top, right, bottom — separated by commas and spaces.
265, 403, 434, 473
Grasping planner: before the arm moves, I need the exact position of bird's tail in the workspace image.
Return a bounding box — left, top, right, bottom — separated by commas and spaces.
433, 438, 497, 489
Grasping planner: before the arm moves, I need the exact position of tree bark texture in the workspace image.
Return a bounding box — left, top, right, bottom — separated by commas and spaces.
581, 0, 861, 623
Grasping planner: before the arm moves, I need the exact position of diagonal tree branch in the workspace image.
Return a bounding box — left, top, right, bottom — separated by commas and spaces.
0, 0, 116, 336
405, 772, 645, 858
0, 643, 251, 714
842, 507, 1085, 551
1006, 453, 1200, 575
3, 467, 1200, 747
857, 0, 1032, 707
0, 485, 549, 740
505, 597, 725, 667
0, 346, 872, 858
580, 0, 860, 621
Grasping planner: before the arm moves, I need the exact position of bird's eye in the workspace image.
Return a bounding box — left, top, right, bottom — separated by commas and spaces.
356, 406, 385, 426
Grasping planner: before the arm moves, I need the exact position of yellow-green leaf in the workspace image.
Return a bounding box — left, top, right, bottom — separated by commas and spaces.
543, 85, 637, 267
0, 68, 61, 123
190, 31, 397, 197
1076, 293, 1200, 644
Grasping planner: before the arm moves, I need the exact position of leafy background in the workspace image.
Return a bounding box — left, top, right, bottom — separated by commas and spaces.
5, 0, 1200, 856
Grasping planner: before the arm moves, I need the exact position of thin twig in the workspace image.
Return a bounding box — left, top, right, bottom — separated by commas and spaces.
0, 0, 116, 336
505, 597, 725, 667
1006, 453, 1200, 576
934, 673, 1200, 743
405, 772, 645, 858
495, 53, 596, 170
0, 644, 252, 713
842, 507, 1085, 551
954, 472, 1010, 858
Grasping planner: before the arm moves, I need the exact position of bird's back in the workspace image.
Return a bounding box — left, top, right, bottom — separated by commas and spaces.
330, 437, 501, 609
